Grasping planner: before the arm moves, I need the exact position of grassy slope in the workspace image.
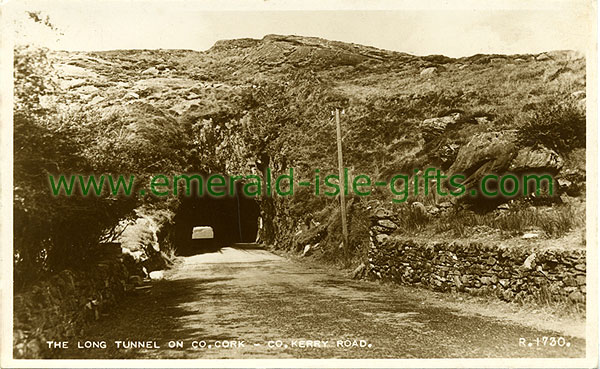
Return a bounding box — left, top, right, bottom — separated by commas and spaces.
45, 35, 587, 257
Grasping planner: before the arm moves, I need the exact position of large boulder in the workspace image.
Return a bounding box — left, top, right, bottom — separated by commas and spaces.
420, 113, 461, 141
546, 50, 585, 61
420, 66, 437, 76
141, 66, 159, 75
448, 131, 565, 204
74, 85, 99, 95
54, 64, 100, 79
448, 131, 518, 189
509, 146, 563, 173
59, 78, 87, 90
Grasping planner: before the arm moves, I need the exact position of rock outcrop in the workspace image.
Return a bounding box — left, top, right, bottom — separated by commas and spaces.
420, 112, 461, 141
420, 66, 437, 76
448, 131, 519, 189
509, 146, 563, 173
208, 34, 403, 68
448, 130, 565, 200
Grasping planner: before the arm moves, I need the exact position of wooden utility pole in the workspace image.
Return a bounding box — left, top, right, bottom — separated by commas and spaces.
335, 108, 349, 251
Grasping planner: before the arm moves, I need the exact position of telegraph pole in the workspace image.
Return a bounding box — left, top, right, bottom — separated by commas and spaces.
335, 108, 349, 251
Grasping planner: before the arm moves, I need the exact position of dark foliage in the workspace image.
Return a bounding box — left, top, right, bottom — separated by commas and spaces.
517, 97, 586, 154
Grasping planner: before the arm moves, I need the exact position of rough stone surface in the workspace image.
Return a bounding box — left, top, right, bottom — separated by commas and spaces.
437, 202, 453, 209
474, 116, 491, 124
365, 217, 585, 306
123, 91, 140, 100
420, 67, 437, 76
377, 219, 398, 229
303, 244, 313, 256
448, 131, 518, 189
536, 53, 550, 61
420, 113, 461, 140
509, 146, 563, 173
142, 66, 159, 75
411, 202, 427, 215
149, 270, 165, 280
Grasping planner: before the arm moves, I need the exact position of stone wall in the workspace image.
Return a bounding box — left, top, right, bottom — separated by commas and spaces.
365, 210, 586, 306
13, 244, 145, 359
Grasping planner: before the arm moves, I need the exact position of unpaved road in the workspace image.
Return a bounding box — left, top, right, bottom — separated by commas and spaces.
59, 246, 585, 359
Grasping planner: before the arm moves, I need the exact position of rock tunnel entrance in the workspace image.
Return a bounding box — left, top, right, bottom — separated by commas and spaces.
172, 183, 260, 256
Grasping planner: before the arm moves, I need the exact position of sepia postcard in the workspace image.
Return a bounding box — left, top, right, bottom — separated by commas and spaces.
0, 0, 597, 368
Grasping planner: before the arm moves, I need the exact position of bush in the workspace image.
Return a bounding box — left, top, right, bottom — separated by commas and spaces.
13, 110, 137, 287
13, 46, 173, 287
517, 97, 585, 153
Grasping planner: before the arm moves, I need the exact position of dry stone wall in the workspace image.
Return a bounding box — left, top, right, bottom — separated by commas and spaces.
365, 210, 586, 306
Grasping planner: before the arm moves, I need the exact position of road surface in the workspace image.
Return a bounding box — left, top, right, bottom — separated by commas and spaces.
59, 246, 585, 359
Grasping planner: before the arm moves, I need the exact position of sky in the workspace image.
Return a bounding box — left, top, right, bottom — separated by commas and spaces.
6, 0, 594, 57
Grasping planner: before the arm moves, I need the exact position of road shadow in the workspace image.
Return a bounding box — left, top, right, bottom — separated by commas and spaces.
54, 274, 238, 359
52, 249, 586, 360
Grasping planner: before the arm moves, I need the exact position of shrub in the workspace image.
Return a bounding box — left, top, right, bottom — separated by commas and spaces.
393, 203, 430, 234
517, 97, 585, 154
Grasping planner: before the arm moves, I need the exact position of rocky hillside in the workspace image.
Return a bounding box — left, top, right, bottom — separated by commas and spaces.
50, 36, 585, 178
48, 34, 585, 116
16, 34, 587, 278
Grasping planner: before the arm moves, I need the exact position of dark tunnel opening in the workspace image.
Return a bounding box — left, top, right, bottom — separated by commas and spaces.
173, 182, 260, 256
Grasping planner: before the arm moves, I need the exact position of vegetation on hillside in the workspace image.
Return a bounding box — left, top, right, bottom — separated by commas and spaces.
14, 33, 587, 283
